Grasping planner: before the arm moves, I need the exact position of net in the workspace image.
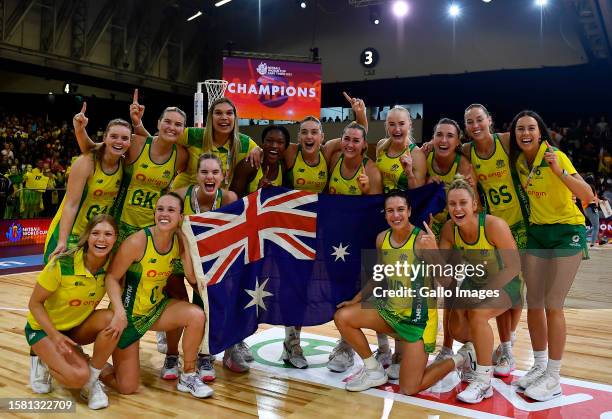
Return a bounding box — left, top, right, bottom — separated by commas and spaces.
204, 79, 229, 109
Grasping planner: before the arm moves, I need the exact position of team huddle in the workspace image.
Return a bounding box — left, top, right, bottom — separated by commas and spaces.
25, 90, 593, 409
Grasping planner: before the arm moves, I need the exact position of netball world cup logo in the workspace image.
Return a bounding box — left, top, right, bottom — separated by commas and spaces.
6, 222, 23, 242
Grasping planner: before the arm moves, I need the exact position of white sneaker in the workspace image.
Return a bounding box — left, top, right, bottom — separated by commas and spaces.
524, 372, 562, 401
197, 354, 216, 382
456, 342, 476, 383
346, 363, 388, 392
514, 364, 546, 392
457, 379, 493, 404
327, 341, 354, 373
236, 341, 254, 362
30, 356, 52, 394
386, 352, 401, 380
156, 331, 167, 354
282, 338, 308, 369
434, 347, 454, 363
223, 344, 249, 373
177, 372, 214, 398
494, 352, 516, 377
161, 355, 180, 380
374, 348, 393, 369
492, 343, 504, 364
80, 380, 108, 410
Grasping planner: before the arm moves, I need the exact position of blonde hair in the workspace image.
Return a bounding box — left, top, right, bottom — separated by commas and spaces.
51, 214, 118, 266
447, 174, 475, 200
204, 98, 241, 183
382, 106, 414, 152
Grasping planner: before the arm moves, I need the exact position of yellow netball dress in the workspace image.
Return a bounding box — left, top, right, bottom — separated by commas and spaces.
286, 145, 328, 192
376, 227, 437, 352
453, 212, 521, 306
426, 152, 461, 238
183, 185, 223, 216
376, 143, 416, 192
44, 156, 122, 262
174, 128, 257, 189
247, 162, 283, 194
470, 135, 527, 248
116, 137, 177, 241
118, 228, 180, 349
328, 155, 369, 195
25, 248, 109, 345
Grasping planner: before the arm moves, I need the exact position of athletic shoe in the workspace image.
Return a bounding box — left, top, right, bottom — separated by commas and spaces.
374, 348, 393, 369
197, 354, 216, 382
514, 364, 546, 392
156, 331, 168, 354
345, 363, 388, 392
433, 347, 454, 363
236, 341, 254, 363
327, 341, 354, 373
386, 352, 402, 380
524, 372, 562, 401
223, 344, 250, 373
494, 352, 516, 377
282, 338, 308, 369
161, 355, 180, 380
80, 380, 108, 410
456, 342, 477, 383
30, 356, 52, 394
492, 343, 504, 365
457, 379, 493, 403
177, 372, 214, 398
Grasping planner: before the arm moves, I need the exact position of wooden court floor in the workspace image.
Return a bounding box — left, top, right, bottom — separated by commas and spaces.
0, 248, 611, 418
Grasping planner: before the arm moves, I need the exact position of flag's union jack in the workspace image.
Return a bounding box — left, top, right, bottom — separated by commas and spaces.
187, 189, 318, 285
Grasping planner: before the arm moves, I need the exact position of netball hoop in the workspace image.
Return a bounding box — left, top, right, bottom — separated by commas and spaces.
194, 79, 228, 127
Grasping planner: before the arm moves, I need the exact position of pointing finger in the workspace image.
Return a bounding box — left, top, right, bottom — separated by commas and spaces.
342, 91, 353, 103
423, 221, 435, 236
80, 102, 87, 114
133, 88, 139, 104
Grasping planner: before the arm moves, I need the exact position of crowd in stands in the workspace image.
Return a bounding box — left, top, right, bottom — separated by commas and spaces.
1, 111, 610, 222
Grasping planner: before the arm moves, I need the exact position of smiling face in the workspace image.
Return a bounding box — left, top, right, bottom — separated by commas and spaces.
87, 221, 117, 258
263, 129, 287, 165
433, 123, 460, 157
298, 120, 323, 155
157, 111, 185, 143
212, 102, 235, 137
341, 128, 366, 158
385, 109, 411, 143
384, 196, 411, 231
155, 194, 183, 231
514, 115, 541, 154
103, 125, 131, 157
197, 158, 224, 196
464, 107, 492, 142
447, 188, 477, 226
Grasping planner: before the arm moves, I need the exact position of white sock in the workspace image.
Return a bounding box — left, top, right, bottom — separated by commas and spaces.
363, 355, 379, 371
87, 365, 101, 388
376, 333, 389, 353
533, 350, 548, 369
451, 353, 465, 368
546, 359, 561, 380
285, 326, 297, 340
510, 331, 517, 345
475, 364, 492, 384
441, 346, 454, 355
501, 341, 513, 357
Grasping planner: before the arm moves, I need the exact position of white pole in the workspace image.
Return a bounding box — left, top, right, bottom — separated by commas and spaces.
194, 82, 205, 128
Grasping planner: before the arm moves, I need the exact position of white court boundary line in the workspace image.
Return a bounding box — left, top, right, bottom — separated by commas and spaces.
0, 307, 28, 311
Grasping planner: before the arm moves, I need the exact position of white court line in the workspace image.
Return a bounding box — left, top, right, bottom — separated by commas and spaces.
0, 307, 28, 311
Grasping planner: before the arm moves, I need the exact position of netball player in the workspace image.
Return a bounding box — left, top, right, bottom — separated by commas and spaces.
509, 110, 593, 401
102, 193, 212, 398
439, 176, 521, 403
45, 105, 130, 262
27, 215, 120, 409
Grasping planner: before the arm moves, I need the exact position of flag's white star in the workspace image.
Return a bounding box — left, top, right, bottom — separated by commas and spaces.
244, 277, 273, 316
331, 243, 350, 262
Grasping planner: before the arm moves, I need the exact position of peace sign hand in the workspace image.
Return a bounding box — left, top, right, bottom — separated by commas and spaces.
419, 218, 438, 250
343, 91, 365, 115
544, 144, 562, 176
73, 102, 88, 130
130, 89, 145, 126
357, 163, 370, 194
399, 152, 413, 176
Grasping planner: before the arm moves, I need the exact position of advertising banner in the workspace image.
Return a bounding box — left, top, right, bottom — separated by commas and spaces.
0, 218, 51, 247
222, 57, 322, 121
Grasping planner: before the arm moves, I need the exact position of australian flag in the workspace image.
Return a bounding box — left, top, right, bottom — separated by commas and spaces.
182, 184, 445, 354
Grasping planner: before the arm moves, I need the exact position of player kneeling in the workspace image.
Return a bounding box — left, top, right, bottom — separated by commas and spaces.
27, 215, 120, 409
